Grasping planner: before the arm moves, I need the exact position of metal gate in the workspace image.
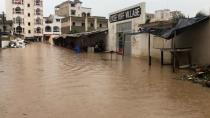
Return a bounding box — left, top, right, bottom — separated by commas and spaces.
116, 22, 132, 56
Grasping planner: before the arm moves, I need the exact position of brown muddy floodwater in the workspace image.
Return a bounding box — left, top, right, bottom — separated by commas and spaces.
0, 43, 210, 118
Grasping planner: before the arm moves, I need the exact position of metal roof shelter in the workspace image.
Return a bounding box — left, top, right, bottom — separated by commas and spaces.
54, 29, 108, 52
55, 28, 108, 39
162, 16, 210, 39
123, 16, 210, 72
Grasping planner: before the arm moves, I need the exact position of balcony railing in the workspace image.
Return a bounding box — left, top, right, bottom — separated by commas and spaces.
12, 1, 24, 5
13, 11, 24, 15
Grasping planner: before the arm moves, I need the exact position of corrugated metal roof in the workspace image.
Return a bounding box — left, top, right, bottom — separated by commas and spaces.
55, 28, 108, 39
162, 16, 210, 39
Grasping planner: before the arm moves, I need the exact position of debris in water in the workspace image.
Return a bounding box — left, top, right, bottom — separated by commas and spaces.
9, 38, 26, 48
177, 65, 210, 88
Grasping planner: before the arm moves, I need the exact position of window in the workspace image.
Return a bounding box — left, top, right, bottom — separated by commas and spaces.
16, 17, 22, 24
36, 27, 41, 33
53, 26, 60, 32
72, 22, 76, 26
16, 26, 22, 33
82, 23, 85, 27
35, 0, 41, 6
28, 30, 31, 34
71, 10, 76, 15
45, 26, 51, 32
15, 7, 21, 14
90, 23, 94, 27
71, 4, 75, 7
36, 8, 41, 15
27, 4, 30, 7
82, 12, 86, 17
87, 13, 91, 17
28, 13, 30, 17
28, 22, 31, 26
56, 19, 60, 22
13, 0, 22, 4
36, 17, 41, 25
100, 24, 102, 28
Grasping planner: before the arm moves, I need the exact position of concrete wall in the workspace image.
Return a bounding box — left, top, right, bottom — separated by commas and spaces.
1, 41, 10, 48
55, 3, 70, 17
131, 33, 172, 62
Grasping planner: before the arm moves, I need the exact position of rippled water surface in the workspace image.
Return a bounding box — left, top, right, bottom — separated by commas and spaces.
0, 43, 210, 118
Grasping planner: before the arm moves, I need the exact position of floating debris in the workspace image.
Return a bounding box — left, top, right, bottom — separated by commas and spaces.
9, 38, 26, 48
177, 65, 210, 88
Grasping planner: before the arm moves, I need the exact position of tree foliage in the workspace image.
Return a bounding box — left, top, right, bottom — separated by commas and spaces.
171, 14, 186, 24
196, 12, 208, 18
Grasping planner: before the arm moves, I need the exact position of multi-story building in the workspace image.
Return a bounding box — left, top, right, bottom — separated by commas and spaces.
55, 0, 108, 34
154, 9, 183, 22
155, 9, 171, 21
5, 0, 44, 41
0, 13, 13, 34
43, 14, 62, 44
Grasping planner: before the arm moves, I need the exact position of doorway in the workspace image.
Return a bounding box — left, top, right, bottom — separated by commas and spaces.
116, 22, 132, 56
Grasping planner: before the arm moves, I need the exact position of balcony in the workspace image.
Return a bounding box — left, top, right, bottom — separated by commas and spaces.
13, 7, 24, 15
12, 0, 24, 5
35, 8, 42, 16
34, 0, 43, 7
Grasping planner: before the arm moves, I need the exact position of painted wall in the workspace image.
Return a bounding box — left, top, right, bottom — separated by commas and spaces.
131, 33, 172, 62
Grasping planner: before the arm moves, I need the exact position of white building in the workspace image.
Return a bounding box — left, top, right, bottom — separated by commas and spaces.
6, 0, 44, 40
108, 3, 146, 55
43, 14, 62, 44
108, 3, 173, 62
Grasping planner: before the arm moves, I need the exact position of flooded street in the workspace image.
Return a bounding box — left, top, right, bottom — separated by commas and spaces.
0, 43, 210, 118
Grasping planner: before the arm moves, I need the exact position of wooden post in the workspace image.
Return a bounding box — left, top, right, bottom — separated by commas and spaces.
148, 32, 151, 66
173, 31, 176, 72
122, 33, 126, 59
161, 49, 164, 65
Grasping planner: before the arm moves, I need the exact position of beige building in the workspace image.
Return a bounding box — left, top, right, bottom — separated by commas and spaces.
61, 16, 108, 34
6, 0, 44, 40
55, 0, 108, 34
153, 9, 183, 22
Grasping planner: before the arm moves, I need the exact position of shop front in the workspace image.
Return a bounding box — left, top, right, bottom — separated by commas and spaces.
108, 3, 146, 55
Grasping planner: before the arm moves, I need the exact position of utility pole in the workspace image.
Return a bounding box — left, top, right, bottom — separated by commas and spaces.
2, 12, 6, 33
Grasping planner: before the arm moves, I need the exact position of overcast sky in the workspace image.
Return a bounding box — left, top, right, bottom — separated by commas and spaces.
0, 0, 210, 18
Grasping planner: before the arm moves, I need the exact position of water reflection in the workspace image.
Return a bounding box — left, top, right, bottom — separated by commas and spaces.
0, 43, 210, 118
